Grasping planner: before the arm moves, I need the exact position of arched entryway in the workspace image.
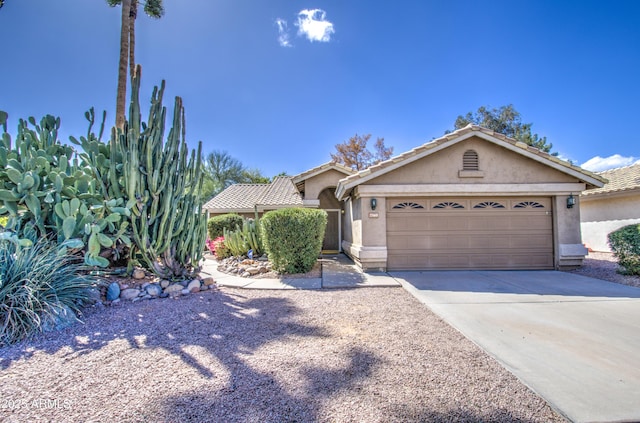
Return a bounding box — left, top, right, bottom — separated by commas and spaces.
319, 187, 342, 253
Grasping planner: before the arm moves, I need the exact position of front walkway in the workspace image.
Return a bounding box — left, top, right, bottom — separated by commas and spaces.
200, 254, 400, 290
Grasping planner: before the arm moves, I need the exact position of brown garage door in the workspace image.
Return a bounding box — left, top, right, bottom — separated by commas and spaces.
386, 197, 554, 270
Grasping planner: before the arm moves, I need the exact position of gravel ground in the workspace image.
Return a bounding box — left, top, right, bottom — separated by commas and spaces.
0, 285, 565, 423
565, 251, 640, 288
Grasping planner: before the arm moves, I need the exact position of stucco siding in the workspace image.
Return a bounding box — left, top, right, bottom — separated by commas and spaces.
303, 169, 349, 200
580, 193, 640, 251
369, 137, 577, 185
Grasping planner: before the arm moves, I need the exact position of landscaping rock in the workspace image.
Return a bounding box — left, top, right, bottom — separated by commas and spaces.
86, 287, 102, 304
145, 284, 163, 297
202, 277, 215, 286
258, 266, 268, 274
41, 305, 76, 332
132, 269, 146, 279
160, 279, 170, 289
186, 279, 201, 292
181, 288, 191, 295
241, 271, 251, 278
164, 284, 183, 294
245, 267, 260, 275
106, 282, 121, 301
120, 288, 141, 301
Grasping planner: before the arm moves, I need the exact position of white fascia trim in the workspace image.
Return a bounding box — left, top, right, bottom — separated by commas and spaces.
355, 183, 587, 197
335, 139, 458, 199
292, 164, 353, 184
476, 134, 605, 188
336, 131, 604, 199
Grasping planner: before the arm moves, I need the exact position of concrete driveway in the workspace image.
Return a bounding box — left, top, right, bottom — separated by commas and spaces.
392, 270, 640, 423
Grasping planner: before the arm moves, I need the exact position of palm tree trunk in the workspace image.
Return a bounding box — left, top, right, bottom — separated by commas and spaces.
129, 0, 138, 82
115, 0, 131, 130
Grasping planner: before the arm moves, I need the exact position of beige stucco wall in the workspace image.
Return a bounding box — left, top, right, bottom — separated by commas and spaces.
343, 137, 591, 270
303, 169, 349, 200
370, 137, 578, 185
580, 192, 640, 251
552, 195, 588, 268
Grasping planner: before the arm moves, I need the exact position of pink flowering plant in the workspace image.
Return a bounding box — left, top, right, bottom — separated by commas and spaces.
205, 238, 216, 254
212, 236, 231, 260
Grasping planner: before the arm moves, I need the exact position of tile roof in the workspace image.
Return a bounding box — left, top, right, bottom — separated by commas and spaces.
335, 124, 607, 199
203, 176, 303, 212
581, 162, 640, 197
291, 161, 354, 183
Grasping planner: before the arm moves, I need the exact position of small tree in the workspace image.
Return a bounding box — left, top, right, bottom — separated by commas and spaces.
450, 104, 555, 154
331, 134, 394, 171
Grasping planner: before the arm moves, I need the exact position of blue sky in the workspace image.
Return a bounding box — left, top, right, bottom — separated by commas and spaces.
1, 0, 639, 176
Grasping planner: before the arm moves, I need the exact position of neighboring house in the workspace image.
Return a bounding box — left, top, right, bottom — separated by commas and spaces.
204, 125, 606, 270
203, 176, 304, 219
580, 163, 640, 252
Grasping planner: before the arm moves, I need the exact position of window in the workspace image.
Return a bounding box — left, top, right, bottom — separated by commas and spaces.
513, 201, 545, 209
473, 201, 505, 209
463, 150, 479, 170
392, 202, 424, 209
433, 202, 465, 209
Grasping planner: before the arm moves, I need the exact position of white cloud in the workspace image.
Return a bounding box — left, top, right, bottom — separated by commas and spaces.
275, 18, 292, 47
580, 154, 640, 172
295, 9, 335, 42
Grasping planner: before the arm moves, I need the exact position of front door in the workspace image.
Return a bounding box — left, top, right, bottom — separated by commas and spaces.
322, 210, 340, 253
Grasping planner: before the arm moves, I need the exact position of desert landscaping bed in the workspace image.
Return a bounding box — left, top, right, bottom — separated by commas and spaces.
565, 251, 640, 288
1, 285, 565, 423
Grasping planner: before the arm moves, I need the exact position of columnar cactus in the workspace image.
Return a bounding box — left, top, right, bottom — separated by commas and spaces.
113, 65, 206, 279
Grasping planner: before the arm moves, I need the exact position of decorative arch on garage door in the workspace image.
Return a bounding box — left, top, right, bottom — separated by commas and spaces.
386, 197, 553, 270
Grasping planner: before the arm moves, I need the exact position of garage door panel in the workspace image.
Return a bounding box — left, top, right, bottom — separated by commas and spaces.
387, 197, 553, 270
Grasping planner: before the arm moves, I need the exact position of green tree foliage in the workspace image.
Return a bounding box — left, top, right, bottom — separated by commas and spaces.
608, 224, 640, 275
261, 208, 327, 274
201, 150, 270, 200
450, 104, 555, 154
331, 133, 394, 171
107, 0, 164, 129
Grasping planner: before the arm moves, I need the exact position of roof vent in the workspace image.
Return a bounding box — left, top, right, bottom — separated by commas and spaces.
463, 150, 479, 171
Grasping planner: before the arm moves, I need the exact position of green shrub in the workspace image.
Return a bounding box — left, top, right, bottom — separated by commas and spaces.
0, 235, 97, 346
207, 214, 244, 240
608, 224, 640, 275
261, 208, 327, 274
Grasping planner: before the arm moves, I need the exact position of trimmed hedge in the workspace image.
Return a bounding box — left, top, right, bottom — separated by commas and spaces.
207, 213, 244, 240
608, 224, 640, 275
261, 208, 327, 274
